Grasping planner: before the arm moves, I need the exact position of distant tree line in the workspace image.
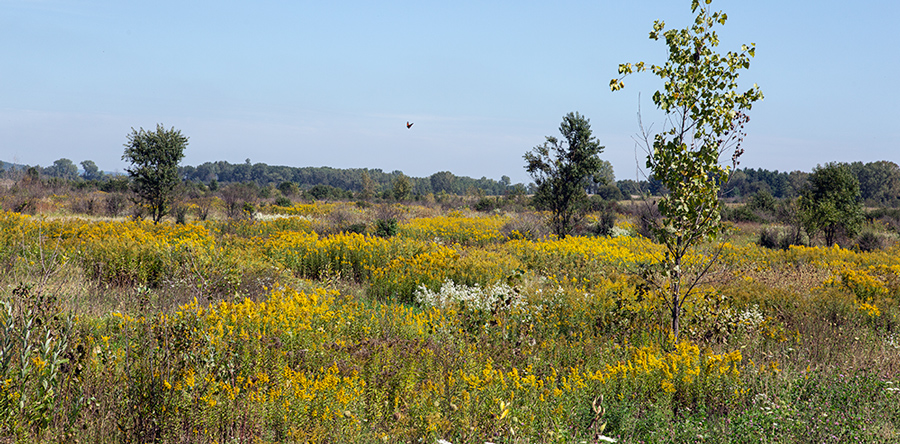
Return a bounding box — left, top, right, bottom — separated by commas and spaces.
5, 158, 900, 208
177, 160, 520, 198
721, 161, 900, 207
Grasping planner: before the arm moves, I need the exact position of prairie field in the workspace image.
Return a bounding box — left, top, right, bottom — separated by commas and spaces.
0, 202, 898, 443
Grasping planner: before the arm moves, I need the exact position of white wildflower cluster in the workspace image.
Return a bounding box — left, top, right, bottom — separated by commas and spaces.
886, 333, 900, 350
610, 225, 635, 238
415, 279, 524, 313
735, 304, 765, 330
254, 213, 311, 222
712, 303, 764, 334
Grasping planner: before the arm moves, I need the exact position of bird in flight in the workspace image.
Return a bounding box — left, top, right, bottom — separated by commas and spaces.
406, 121, 414, 129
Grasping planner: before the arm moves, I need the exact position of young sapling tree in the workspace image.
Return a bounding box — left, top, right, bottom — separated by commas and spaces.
610, 0, 763, 340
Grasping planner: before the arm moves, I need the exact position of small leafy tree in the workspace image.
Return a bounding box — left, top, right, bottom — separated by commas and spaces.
122, 124, 188, 223
611, 0, 763, 340
524, 112, 605, 239
799, 162, 864, 246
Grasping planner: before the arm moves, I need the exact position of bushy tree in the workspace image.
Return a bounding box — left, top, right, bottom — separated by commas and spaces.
277, 181, 299, 197
799, 162, 864, 246
80, 160, 103, 181
585, 160, 616, 195
611, 0, 763, 340
524, 112, 605, 238
430, 171, 456, 194
122, 124, 188, 223
45, 158, 78, 180
392, 174, 411, 201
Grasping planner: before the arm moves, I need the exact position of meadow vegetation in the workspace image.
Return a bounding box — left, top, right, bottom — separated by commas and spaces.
0, 197, 898, 443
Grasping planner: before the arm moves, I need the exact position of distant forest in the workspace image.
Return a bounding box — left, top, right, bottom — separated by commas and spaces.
3, 158, 899, 207
178, 161, 517, 197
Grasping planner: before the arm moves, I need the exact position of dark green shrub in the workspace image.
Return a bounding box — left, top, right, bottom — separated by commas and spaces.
758, 226, 808, 250
99, 176, 130, 193
758, 228, 781, 249
856, 231, 883, 252
595, 183, 624, 201
277, 181, 299, 196
747, 190, 776, 211
375, 218, 398, 238
306, 184, 350, 201
346, 223, 368, 235
473, 197, 497, 212
274, 196, 292, 207
307, 184, 331, 200
723, 204, 761, 223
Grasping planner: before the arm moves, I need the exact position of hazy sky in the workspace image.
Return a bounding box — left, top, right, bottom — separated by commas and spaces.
2, 0, 898, 184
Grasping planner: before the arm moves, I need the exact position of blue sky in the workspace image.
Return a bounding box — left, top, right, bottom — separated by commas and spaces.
2, 0, 898, 185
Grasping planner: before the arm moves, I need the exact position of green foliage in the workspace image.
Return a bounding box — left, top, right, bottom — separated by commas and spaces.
180, 162, 517, 197
594, 184, 624, 201
277, 181, 299, 197
748, 189, 777, 213
99, 175, 129, 193
306, 184, 351, 201
525, 112, 605, 239
611, 0, 763, 340
0, 286, 83, 440
375, 218, 398, 238
392, 174, 412, 201
473, 197, 498, 212
25, 167, 39, 182
799, 162, 865, 246
122, 124, 188, 223
430, 171, 457, 194
44, 159, 78, 180
851, 160, 900, 207
595, 159, 615, 185
273, 195, 292, 207
79, 160, 103, 181
358, 171, 376, 200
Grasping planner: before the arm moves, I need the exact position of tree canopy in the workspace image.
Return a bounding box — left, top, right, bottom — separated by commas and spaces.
799, 162, 864, 246
80, 160, 103, 181
122, 124, 188, 223
45, 158, 78, 180
524, 112, 605, 238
